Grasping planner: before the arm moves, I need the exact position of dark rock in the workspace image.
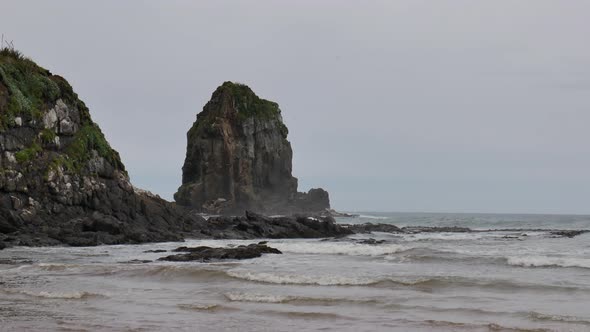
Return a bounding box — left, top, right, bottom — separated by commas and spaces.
550, 230, 588, 238
159, 243, 282, 262
174, 82, 330, 215
203, 211, 353, 239
0, 241, 5, 250
143, 249, 167, 253
119, 259, 153, 264
0, 51, 207, 247
0, 221, 16, 234
320, 209, 360, 218
345, 223, 402, 234
358, 238, 386, 245
402, 226, 472, 233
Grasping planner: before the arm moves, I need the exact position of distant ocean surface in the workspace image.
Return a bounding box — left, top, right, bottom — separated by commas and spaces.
1, 212, 590, 331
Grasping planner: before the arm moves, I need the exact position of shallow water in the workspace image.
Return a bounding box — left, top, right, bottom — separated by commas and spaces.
1, 212, 589, 331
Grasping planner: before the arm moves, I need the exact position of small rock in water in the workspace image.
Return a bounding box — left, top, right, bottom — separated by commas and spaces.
119, 259, 153, 264
345, 223, 402, 234
550, 230, 588, 238
402, 226, 471, 233
143, 250, 168, 253
159, 243, 282, 262
358, 238, 386, 245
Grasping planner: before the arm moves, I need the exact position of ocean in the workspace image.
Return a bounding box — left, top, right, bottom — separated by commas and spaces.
1, 212, 589, 331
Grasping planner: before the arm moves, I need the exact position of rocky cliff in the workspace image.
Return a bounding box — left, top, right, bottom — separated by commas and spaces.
175, 82, 330, 214
0, 48, 205, 247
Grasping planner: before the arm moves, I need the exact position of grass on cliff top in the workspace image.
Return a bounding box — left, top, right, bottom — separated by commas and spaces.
190, 81, 289, 138
220, 81, 282, 121
0, 47, 60, 129
0, 47, 126, 174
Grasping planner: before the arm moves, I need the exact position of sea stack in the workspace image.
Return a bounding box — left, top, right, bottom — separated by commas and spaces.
175, 82, 330, 214
0, 49, 203, 246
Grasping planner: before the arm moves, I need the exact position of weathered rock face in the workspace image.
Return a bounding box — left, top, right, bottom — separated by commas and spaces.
0, 49, 205, 247
175, 82, 330, 215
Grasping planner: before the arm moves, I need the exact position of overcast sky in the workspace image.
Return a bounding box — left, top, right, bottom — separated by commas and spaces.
2, 1, 589, 214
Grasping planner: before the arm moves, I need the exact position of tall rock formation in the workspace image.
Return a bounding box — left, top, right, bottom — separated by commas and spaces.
0, 48, 204, 246
175, 82, 330, 214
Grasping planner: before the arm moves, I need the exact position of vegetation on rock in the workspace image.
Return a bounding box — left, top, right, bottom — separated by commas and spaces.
0, 47, 125, 174
176, 81, 328, 214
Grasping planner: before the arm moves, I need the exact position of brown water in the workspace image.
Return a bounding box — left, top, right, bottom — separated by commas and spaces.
1, 213, 590, 331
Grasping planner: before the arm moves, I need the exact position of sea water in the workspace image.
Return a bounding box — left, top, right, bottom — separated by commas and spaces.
1, 212, 589, 331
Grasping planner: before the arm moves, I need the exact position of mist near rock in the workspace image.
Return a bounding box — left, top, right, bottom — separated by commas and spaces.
3, 1, 590, 214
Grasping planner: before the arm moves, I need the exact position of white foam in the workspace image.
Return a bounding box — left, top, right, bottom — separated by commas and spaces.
271, 242, 407, 256
401, 232, 486, 241
358, 214, 389, 220
226, 270, 376, 286
177, 303, 223, 311
507, 256, 590, 269
224, 292, 292, 303
12, 290, 104, 299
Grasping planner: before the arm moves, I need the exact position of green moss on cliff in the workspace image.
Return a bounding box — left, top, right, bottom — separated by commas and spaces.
1, 48, 126, 175
15, 142, 42, 163
0, 48, 60, 130
220, 81, 282, 121
189, 81, 290, 139
40, 128, 56, 144
70, 124, 122, 171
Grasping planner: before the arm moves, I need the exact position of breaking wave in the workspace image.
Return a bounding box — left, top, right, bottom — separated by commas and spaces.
224, 292, 380, 306
506, 256, 590, 269
223, 270, 587, 293
271, 242, 407, 256
528, 311, 590, 325
357, 214, 389, 220
3, 289, 106, 300
226, 270, 378, 286
224, 292, 293, 303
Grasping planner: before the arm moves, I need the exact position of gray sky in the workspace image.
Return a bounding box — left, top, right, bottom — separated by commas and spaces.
3, 0, 590, 214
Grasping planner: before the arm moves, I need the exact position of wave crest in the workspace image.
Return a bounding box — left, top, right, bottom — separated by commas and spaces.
272, 242, 407, 256
506, 256, 590, 269
4, 289, 105, 299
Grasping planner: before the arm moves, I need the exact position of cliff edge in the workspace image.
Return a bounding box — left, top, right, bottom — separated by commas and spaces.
0, 48, 204, 246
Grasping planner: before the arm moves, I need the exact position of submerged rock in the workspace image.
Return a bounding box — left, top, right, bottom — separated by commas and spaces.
357, 238, 387, 245
159, 242, 282, 262
345, 223, 402, 234
549, 230, 588, 238
401, 226, 472, 233
174, 82, 330, 215
119, 259, 153, 264
0, 48, 206, 246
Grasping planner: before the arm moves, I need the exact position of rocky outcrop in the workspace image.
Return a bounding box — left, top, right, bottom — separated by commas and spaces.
174, 82, 330, 215
159, 242, 282, 262
0, 50, 350, 248
0, 48, 206, 247
549, 230, 588, 238
197, 211, 352, 239
345, 223, 403, 234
